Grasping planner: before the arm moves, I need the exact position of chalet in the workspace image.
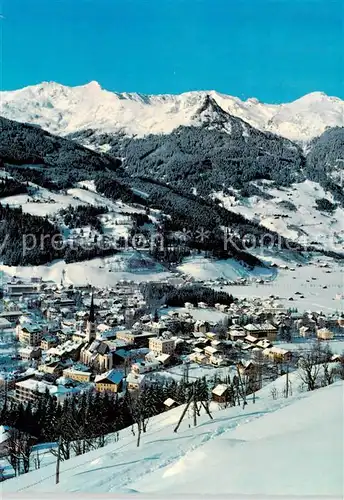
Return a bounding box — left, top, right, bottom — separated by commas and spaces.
210, 356, 227, 367
194, 320, 209, 334
212, 384, 230, 404
243, 322, 277, 342
237, 360, 256, 376
155, 353, 171, 366
197, 302, 208, 309
256, 339, 272, 349
245, 334, 259, 344
188, 352, 207, 364
164, 398, 178, 410
39, 359, 72, 376
95, 370, 123, 393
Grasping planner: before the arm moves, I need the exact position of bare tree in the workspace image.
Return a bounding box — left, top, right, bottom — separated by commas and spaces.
270, 386, 278, 400
321, 344, 335, 386
298, 342, 332, 391
127, 391, 150, 447
5, 429, 33, 476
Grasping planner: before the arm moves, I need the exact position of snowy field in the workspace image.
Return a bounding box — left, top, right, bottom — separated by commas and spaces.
164, 306, 229, 323
177, 255, 276, 281
218, 259, 344, 313
275, 338, 344, 355
149, 362, 233, 384
0, 253, 171, 288
3, 373, 343, 496
0, 183, 147, 218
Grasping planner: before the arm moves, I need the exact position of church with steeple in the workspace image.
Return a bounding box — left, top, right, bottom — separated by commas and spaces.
79, 291, 114, 372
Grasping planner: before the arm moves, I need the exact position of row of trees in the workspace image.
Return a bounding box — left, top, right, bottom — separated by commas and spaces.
140, 282, 235, 308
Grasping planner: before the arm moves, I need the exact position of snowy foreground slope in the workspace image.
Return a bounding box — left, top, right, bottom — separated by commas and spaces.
1, 81, 343, 141
4, 378, 343, 496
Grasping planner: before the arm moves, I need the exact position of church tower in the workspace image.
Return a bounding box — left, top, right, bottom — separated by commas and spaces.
85, 292, 96, 342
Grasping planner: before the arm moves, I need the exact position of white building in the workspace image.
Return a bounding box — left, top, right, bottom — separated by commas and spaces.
148, 337, 175, 355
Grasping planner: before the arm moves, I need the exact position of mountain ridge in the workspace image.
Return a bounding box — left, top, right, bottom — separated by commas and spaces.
1, 81, 344, 142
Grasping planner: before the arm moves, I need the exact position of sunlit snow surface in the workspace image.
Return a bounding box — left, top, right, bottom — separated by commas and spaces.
1, 82, 344, 141
3, 377, 343, 496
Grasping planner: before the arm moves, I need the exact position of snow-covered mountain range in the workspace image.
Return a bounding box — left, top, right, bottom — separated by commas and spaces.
1, 81, 344, 142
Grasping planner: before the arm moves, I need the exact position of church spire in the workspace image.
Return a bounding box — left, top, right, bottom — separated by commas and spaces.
89, 292, 95, 323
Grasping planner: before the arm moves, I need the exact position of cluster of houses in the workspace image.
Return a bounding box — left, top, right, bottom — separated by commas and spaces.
0, 277, 343, 404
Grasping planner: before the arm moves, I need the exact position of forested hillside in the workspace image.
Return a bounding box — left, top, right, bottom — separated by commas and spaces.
0, 116, 122, 189
0, 114, 343, 268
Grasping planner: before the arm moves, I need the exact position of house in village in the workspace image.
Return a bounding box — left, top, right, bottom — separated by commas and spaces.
17, 323, 45, 346
0, 310, 23, 326
41, 335, 58, 350
149, 337, 175, 356
126, 372, 146, 392
116, 330, 156, 347
299, 325, 312, 338
131, 360, 160, 374
39, 358, 73, 377
15, 378, 80, 404
95, 369, 123, 393
237, 360, 257, 377
18, 346, 42, 362
228, 328, 247, 342
243, 322, 278, 342
263, 346, 292, 363
63, 367, 92, 384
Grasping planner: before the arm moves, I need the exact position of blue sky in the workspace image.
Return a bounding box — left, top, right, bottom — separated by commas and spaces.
1, 0, 343, 102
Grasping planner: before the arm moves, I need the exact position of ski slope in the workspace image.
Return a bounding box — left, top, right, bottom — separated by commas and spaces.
3, 376, 343, 496
177, 256, 275, 282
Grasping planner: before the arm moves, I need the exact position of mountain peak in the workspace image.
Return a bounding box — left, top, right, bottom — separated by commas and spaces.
83, 80, 102, 91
